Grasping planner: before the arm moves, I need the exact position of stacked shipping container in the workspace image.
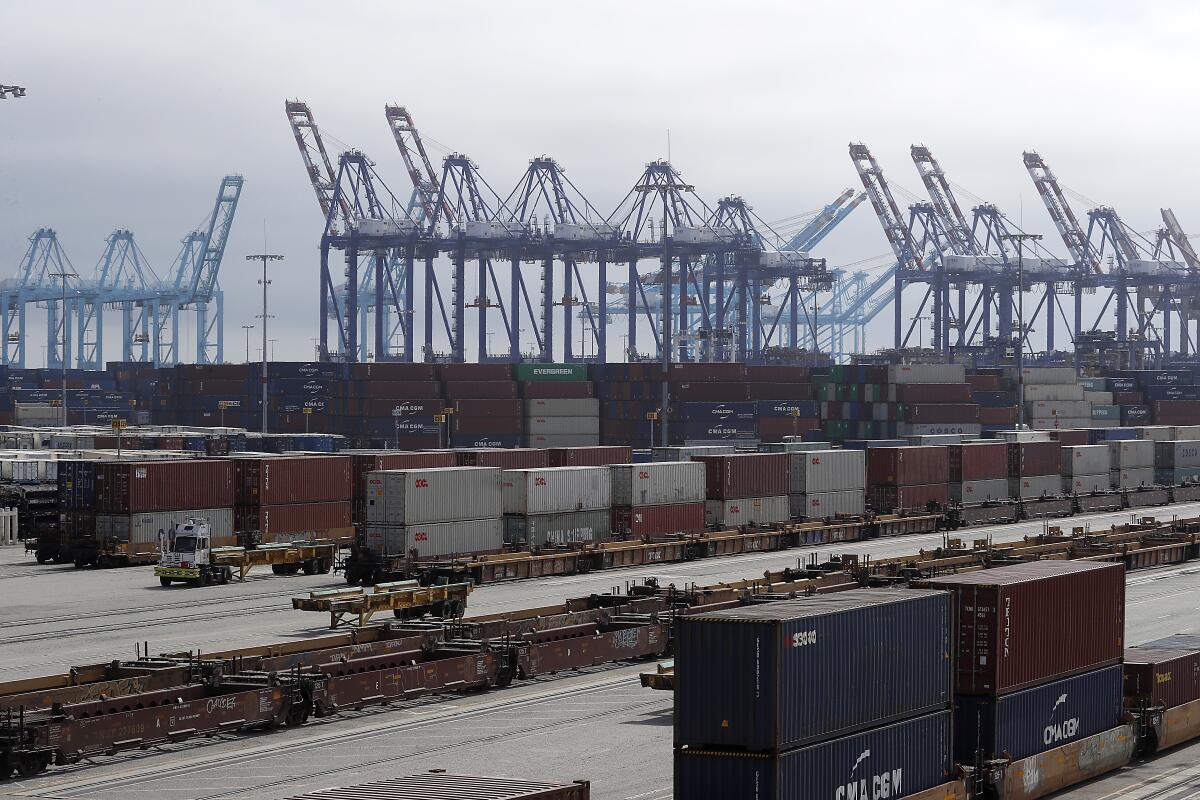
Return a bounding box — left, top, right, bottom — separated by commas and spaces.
233, 455, 353, 544
693, 453, 790, 528
785, 449, 865, 519
502, 466, 613, 547
865, 446, 950, 512
609, 461, 706, 537
363, 466, 504, 559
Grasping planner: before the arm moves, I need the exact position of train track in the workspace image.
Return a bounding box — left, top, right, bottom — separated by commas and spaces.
0, 602, 291, 647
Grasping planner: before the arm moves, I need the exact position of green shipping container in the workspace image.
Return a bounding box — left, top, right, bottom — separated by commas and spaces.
514, 363, 588, 382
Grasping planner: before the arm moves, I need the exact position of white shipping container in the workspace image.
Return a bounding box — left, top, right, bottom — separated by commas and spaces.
361, 518, 504, 559
1016, 367, 1078, 385
611, 461, 706, 507
1083, 391, 1115, 405
1026, 400, 1091, 418
887, 364, 966, 384
789, 449, 866, 494
905, 434, 970, 446
952, 479, 1011, 503
1156, 440, 1200, 469
525, 416, 601, 436
1061, 445, 1111, 476
1023, 384, 1085, 402
789, 490, 865, 519
1064, 473, 1110, 494
1138, 426, 1176, 442
1008, 474, 1060, 499
652, 445, 737, 461
895, 423, 983, 437
97, 507, 234, 545
1108, 440, 1154, 470
759, 441, 831, 453
993, 430, 1054, 442
1031, 418, 1092, 431
502, 466, 612, 515
523, 399, 600, 417
1111, 468, 1156, 490
523, 433, 601, 448
1173, 425, 1200, 441
705, 495, 790, 528
366, 467, 502, 525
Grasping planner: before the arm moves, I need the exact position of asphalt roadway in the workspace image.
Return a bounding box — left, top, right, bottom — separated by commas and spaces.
3, 501, 1200, 799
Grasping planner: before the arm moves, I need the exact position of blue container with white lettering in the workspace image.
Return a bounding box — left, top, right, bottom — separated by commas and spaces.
953, 664, 1122, 762
674, 588, 951, 751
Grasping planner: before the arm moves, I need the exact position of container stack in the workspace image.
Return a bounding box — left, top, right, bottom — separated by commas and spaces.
925, 561, 1126, 765
344, 450, 456, 524
1108, 439, 1155, 490
363, 466, 504, 560
786, 448, 865, 519
1060, 444, 1112, 494
1155, 439, 1200, 487
947, 441, 1009, 503
673, 589, 954, 800
502, 466, 613, 547
1124, 635, 1200, 750
865, 446, 950, 513
694, 453, 790, 528
523, 398, 601, 449
610, 461, 706, 537
233, 455, 353, 545
1006, 438, 1063, 499
443, 364, 522, 449
1019, 367, 1093, 430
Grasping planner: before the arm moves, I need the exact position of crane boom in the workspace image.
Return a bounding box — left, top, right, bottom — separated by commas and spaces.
188, 175, 243, 301
285, 100, 350, 225
1160, 208, 1199, 272
1022, 151, 1100, 272
849, 143, 922, 270
910, 145, 976, 255
384, 104, 443, 223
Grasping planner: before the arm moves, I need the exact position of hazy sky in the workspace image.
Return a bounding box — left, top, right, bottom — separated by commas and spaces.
3, 0, 1197, 363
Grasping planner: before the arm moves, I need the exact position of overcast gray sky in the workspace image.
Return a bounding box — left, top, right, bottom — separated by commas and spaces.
2, 0, 1196, 364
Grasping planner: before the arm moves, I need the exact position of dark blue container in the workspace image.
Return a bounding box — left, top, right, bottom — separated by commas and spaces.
460, 434, 521, 448
755, 400, 820, 418
671, 421, 757, 443
1144, 385, 1200, 401
953, 664, 1123, 762
57, 461, 97, 511
1107, 377, 1137, 391
675, 589, 951, 751
1122, 406, 1151, 423
674, 710, 953, 800
669, 401, 757, 422
631, 449, 653, 463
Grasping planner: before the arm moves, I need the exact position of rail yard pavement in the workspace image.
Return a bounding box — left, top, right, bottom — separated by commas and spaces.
4, 500, 1200, 683
1058, 740, 1200, 799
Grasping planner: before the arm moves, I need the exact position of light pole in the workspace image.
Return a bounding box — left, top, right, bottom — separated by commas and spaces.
49, 271, 76, 425
241, 324, 254, 363
246, 253, 282, 434
1002, 232, 1042, 429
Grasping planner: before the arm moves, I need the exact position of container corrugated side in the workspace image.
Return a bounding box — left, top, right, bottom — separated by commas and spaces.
866, 446, 949, 486
1108, 439, 1154, 470
789, 449, 865, 493
1007, 441, 1063, 477
362, 518, 504, 559
888, 363, 966, 384
954, 665, 1123, 762
675, 711, 952, 800
1156, 440, 1200, 468
456, 448, 550, 469
1124, 646, 1200, 709
704, 495, 789, 528
693, 453, 789, 500
545, 446, 632, 467
523, 398, 599, 416
949, 442, 1008, 482
612, 502, 706, 536
501, 466, 612, 515
952, 478, 1010, 503
1110, 467, 1155, 489
525, 417, 600, 436
285, 772, 590, 800
789, 489, 865, 519
98, 507, 234, 552
924, 560, 1125, 695
366, 467, 502, 525
1008, 474, 1060, 499
503, 509, 611, 547
1064, 473, 1109, 494
675, 589, 952, 751
95, 460, 234, 514
241, 501, 353, 543
651, 445, 736, 461
1061, 445, 1111, 476
610, 461, 705, 507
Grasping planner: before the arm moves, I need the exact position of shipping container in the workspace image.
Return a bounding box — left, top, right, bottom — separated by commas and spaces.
523, 398, 599, 417
1023, 384, 1085, 402
237, 501, 353, 543
1124, 647, 1200, 709
610, 461, 705, 507
612, 502, 706, 536
234, 455, 351, 506
504, 509, 611, 547
1006, 440, 1062, 477
758, 441, 830, 453
524, 433, 600, 448
1156, 440, 1200, 468
1008, 474, 1060, 499
1137, 425, 1176, 441
923, 560, 1125, 694
674, 711, 952, 800
675, 589, 951, 750
365, 467, 502, 525
1064, 473, 1110, 494
1108, 439, 1155, 470
866, 446, 949, 486
94, 460, 234, 514
1061, 445, 1111, 476
952, 478, 1010, 503
1018, 366, 1078, 385
788, 449, 866, 494
526, 417, 600, 436
546, 446, 632, 467
891, 383, 974, 403
789, 489, 865, 519
1173, 425, 1200, 440
514, 363, 588, 382
888, 363, 967, 384
1110, 467, 1156, 490
361, 517, 504, 559
455, 448, 550, 469
693, 453, 789, 500
348, 451, 456, 507
948, 442, 1008, 482
954, 665, 1123, 762
450, 398, 523, 416
704, 495, 790, 528
97, 507, 234, 553
522, 381, 594, 399
868, 482, 949, 513
502, 466, 612, 515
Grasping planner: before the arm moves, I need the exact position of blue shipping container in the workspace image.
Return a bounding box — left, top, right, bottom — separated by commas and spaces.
953, 665, 1123, 762
674, 710, 953, 800
756, 400, 820, 418
669, 402, 757, 422
675, 589, 951, 751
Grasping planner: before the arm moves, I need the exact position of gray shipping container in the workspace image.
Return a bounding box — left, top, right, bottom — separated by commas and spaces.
1023, 384, 1085, 402
523, 433, 600, 448
1138, 426, 1176, 442
1064, 473, 1110, 494
1009, 474, 1060, 499
1108, 439, 1154, 470
758, 441, 830, 453
1061, 445, 1111, 476
98, 507, 234, 545
524, 416, 601, 436
503, 509, 611, 547
888, 363, 966, 384
906, 434, 971, 446
952, 478, 1010, 503
675, 710, 952, 800
895, 423, 983, 437
652, 445, 737, 461
789, 449, 866, 494
1017, 366, 1078, 385
522, 398, 600, 417
789, 489, 865, 519
1027, 400, 1091, 418
675, 589, 952, 751
1111, 468, 1155, 490
953, 665, 1123, 762
365, 467, 502, 525
611, 461, 706, 507
704, 495, 790, 528
1156, 440, 1200, 469
361, 517, 504, 559
1157, 467, 1200, 486
1173, 425, 1200, 441
502, 466, 612, 515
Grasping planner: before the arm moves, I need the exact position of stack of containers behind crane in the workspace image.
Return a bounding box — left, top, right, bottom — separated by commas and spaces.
518, 364, 600, 448
233, 455, 353, 545
865, 446, 950, 513
923, 560, 1126, 765
1003, 431, 1063, 500
609, 460, 707, 537
947, 441, 1009, 503
783, 447, 865, 520
673, 589, 955, 799
1018, 367, 1095, 431
1061, 444, 1112, 494
364, 466, 503, 560
693, 453, 790, 528
502, 465, 613, 547
441, 363, 522, 449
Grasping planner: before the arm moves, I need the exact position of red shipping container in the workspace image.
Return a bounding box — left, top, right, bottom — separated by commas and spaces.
237, 500, 354, 543
348, 362, 438, 381
948, 442, 1008, 482
456, 448, 550, 469
1049, 429, 1090, 446
349, 450, 456, 498
745, 365, 811, 382
235, 455, 352, 505
1154, 400, 1200, 423
925, 560, 1125, 694
94, 460, 234, 513
437, 363, 513, 381
668, 362, 748, 382
451, 398, 523, 416
352, 380, 444, 399
979, 406, 1018, 425
546, 446, 633, 467
452, 414, 523, 434
1006, 441, 1062, 477
867, 483, 949, 513
902, 403, 980, 424
521, 381, 595, 399
756, 416, 820, 442
894, 384, 973, 403
745, 382, 814, 400
966, 373, 1002, 390
612, 502, 706, 536
866, 446, 949, 486
670, 382, 750, 402
693, 453, 789, 500
1112, 391, 1144, 405
1123, 647, 1200, 710
442, 380, 518, 399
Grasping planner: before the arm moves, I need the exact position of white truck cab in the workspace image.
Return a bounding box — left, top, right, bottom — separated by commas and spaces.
155, 519, 231, 586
